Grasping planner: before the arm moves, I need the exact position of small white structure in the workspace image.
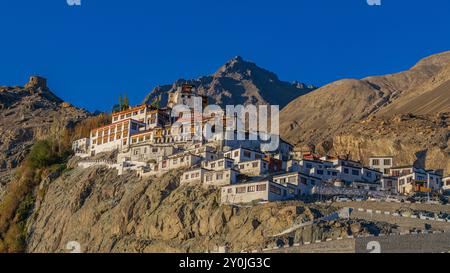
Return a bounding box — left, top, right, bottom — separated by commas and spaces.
443, 176, 450, 191
369, 156, 394, 175
202, 157, 235, 171
380, 176, 398, 194
237, 159, 269, 177
204, 169, 240, 187
220, 180, 291, 205
180, 168, 208, 185
72, 138, 90, 157
272, 172, 321, 196
223, 147, 265, 164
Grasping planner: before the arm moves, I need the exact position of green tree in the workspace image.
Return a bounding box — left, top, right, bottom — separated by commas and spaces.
122, 94, 130, 110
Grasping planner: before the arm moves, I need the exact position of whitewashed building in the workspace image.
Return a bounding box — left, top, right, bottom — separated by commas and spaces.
369, 156, 394, 175
72, 138, 90, 157
180, 168, 208, 185
223, 147, 265, 164
202, 157, 235, 171
272, 172, 321, 196
89, 119, 145, 156
237, 159, 269, 177
220, 180, 292, 205
380, 176, 398, 194
204, 169, 240, 187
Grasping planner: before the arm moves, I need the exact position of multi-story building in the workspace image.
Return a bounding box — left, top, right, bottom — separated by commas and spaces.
167, 84, 208, 110
72, 138, 90, 157
393, 166, 442, 195
369, 156, 394, 175
89, 119, 145, 156
112, 105, 170, 129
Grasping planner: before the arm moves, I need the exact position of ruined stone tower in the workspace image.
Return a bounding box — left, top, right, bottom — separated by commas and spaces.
25, 76, 47, 90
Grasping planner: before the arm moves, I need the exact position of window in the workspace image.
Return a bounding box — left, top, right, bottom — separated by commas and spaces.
216, 173, 223, 180
252, 162, 258, 168
306, 164, 312, 169
344, 168, 349, 174
372, 159, 380, 165
227, 188, 232, 193
218, 161, 224, 167
270, 185, 282, 195
317, 170, 324, 175
185, 175, 189, 180
352, 170, 360, 176
211, 163, 216, 168
236, 187, 246, 194
257, 184, 267, 191
384, 159, 391, 166
234, 151, 239, 157
152, 148, 158, 153
133, 149, 139, 155
206, 175, 213, 182
248, 186, 256, 192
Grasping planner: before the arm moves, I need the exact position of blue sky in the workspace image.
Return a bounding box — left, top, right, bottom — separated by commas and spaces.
0, 0, 449, 112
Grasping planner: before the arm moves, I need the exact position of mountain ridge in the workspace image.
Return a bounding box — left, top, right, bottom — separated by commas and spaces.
144, 56, 316, 108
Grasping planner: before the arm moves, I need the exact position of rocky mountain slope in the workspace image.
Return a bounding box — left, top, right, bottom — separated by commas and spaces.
144, 56, 315, 108
0, 77, 89, 200
280, 51, 450, 174
26, 160, 394, 253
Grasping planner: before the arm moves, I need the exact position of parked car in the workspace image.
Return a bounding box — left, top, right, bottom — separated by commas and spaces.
385, 196, 401, 203
437, 213, 448, 221
334, 196, 351, 202
353, 196, 366, 202
419, 212, 435, 220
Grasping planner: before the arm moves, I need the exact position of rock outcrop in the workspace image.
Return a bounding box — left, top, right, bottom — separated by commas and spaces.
0, 76, 89, 200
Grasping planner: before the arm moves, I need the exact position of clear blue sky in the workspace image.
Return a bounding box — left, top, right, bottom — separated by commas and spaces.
1, 0, 449, 112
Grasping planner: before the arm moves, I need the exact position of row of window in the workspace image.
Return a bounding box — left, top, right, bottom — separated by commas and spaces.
233, 184, 267, 194
371, 159, 392, 166
113, 109, 146, 122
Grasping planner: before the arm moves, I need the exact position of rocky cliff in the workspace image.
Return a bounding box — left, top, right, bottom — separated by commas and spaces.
144, 56, 315, 108
280, 51, 450, 174
0, 77, 89, 200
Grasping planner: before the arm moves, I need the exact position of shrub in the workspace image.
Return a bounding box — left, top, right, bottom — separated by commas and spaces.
27, 140, 59, 169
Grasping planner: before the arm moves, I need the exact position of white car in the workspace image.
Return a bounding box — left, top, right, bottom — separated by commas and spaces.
335, 196, 351, 202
